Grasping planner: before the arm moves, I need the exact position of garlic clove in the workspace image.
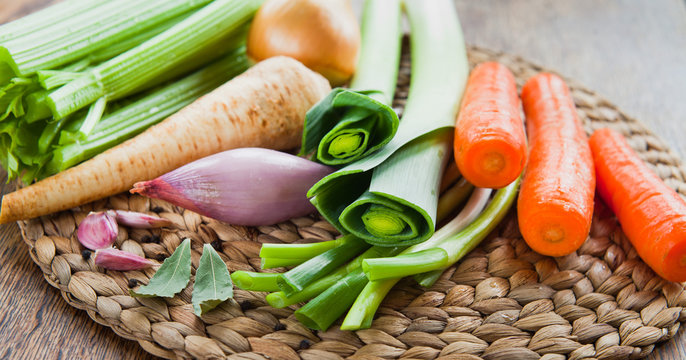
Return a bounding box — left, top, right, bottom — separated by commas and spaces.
77, 211, 118, 250
109, 210, 172, 228
94, 248, 155, 271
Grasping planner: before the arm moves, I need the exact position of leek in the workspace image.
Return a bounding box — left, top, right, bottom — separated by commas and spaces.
299, 0, 402, 165
342, 180, 519, 330
308, 0, 469, 246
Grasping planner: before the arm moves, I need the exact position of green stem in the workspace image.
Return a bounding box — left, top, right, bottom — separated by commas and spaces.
436, 178, 474, 223
231, 271, 280, 292
259, 239, 341, 259
340, 278, 397, 330
349, 0, 403, 102
44, 50, 248, 175
364, 180, 519, 281
265, 245, 403, 308
46, 0, 260, 119
77, 97, 107, 138
260, 258, 308, 269
298, 0, 402, 166
341, 184, 505, 330
362, 248, 449, 281
277, 235, 370, 296
1, 0, 211, 78
295, 268, 369, 331
0, 0, 99, 43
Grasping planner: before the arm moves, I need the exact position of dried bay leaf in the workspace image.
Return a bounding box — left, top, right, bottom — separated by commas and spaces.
192, 244, 233, 315
131, 238, 191, 298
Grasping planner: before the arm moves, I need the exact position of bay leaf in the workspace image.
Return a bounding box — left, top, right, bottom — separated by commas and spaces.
192, 244, 233, 315
131, 238, 191, 298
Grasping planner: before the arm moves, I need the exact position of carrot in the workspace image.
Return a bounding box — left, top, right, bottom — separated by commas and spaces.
590, 128, 686, 282
517, 73, 595, 257
0, 56, 331, 224
454, 61, 527, 189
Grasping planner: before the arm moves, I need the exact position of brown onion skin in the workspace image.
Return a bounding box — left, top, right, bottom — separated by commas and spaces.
247, 0, 360, 86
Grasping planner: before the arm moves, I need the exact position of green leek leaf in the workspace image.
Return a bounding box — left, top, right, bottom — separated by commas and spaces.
307, 0, 469, 247
299, 0, 402, 166
300, 88, 398, 165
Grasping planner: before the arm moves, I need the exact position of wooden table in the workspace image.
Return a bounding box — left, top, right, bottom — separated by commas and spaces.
1, 0, 685, 359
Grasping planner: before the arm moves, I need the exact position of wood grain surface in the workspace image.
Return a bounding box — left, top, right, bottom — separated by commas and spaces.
1, 0, 685, 359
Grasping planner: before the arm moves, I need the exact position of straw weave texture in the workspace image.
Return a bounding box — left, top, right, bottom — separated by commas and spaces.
18, 45, 686, 360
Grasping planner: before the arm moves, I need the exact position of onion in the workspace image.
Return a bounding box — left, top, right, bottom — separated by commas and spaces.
247, 0, 361, 86
131, 148, 334, 226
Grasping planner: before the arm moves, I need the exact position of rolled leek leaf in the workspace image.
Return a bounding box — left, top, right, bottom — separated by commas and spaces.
300, 88, 398, 165
309, 0, 469, 246
299, 0, 402, 166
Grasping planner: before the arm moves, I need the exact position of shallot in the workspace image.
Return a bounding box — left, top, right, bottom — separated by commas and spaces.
131, 148, 334, 226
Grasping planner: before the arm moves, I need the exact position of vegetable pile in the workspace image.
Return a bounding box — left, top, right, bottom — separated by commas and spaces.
4, 0, 686, 339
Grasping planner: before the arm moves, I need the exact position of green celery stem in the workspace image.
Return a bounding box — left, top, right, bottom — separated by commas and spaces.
231, 271, 281, 292
46, 50, 248, 175
46, 0, 260, 119
362, 248, 449, 281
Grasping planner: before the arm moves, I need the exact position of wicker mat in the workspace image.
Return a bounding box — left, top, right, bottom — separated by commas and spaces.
18, 45, 686, 360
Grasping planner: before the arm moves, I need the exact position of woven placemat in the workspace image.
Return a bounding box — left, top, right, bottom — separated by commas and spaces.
18, 44, 686, 360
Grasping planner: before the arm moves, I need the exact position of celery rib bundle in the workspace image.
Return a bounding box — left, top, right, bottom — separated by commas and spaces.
307, 0, 470, 247
0, 0, 260, 183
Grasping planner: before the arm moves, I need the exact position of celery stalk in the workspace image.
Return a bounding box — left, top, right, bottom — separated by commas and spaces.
43, 49, 249, 176
0, 0, 99, 43
0, 0, 212, 79
46, 0, 261, 120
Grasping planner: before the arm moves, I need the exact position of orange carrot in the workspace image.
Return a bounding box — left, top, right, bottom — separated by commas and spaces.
590, 128, 686, 282
517, 73, 595, 257
454, 61, 527, 189
0, 56, 330, 224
